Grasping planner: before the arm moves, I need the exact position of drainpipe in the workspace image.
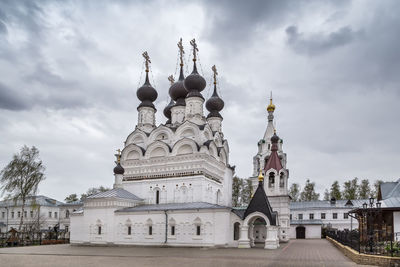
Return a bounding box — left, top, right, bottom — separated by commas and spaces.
164, 210, 168, 244
6, 206, 9, 232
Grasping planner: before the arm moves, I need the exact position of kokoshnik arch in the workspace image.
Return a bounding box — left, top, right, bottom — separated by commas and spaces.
70, 39, 289, 249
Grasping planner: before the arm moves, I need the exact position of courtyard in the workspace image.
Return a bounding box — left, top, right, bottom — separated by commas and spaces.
0, 239, 375, 267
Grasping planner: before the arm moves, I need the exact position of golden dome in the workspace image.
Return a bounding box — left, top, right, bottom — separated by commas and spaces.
258, 169, 264, 182
267, 98, 275, 112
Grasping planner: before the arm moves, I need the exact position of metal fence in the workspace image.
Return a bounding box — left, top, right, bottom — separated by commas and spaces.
0, 230, 69, 247
326, 229, 400, 257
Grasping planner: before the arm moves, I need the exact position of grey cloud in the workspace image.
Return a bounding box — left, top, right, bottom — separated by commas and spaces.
285, 25, 362, 55
0, 83, 29, 111
0, 20, 7, 35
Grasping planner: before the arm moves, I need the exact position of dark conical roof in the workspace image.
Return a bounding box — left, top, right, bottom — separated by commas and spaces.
163, 98, 175, 119
184, 61, 206, 99
136, 72, 158, 109
169, 65, 188, 104
206, 83, 224, 118
243, 180, 277, 225
113, 162, 124, 175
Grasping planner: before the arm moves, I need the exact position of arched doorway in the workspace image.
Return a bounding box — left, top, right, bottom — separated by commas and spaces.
296, 226, 305, 239
238, 211, 279, 249
253, 218, 267, 244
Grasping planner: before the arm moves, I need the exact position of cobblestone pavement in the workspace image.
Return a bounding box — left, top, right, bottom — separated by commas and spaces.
0, 239, 375, 267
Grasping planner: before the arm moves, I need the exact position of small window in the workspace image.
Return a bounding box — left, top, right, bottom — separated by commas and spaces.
11, 212, 14, 219
30, 211, 34, 218
66, 210, 70, 218
309, 213, 314, 220
171, 226, 175, 236
24, 211, 27, 217
156, 190, 160, 204
149, 226, 153, 236
18, 211, 21, 218
1, 212, 4, 219
344, 213, 349, 219
196, 225, 201, 236
321, 213, 326, 219
128, 226, 131, 235
49, 212, 52, 218
65, 226, 69, 232
298, 214, 303, 220
290, 214, 292, 220
98, 226, 102, 235
333, 213, 338, 219
54, 212, 58, 219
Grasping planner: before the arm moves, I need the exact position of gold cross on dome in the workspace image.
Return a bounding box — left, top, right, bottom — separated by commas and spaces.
116, 149, 121, 163
212, 65, 218, 84
190, 38, 198, 61
177, 38, 185, 66
142, 51, 151, 72
168, 75, 175, 85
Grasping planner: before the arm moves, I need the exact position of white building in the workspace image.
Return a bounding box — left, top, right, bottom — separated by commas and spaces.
0, 195, 64, 233
289, 199, 367, 239
70, 40, 283, 249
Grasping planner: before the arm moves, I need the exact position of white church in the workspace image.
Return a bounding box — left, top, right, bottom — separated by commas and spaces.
70, 39, 290, 249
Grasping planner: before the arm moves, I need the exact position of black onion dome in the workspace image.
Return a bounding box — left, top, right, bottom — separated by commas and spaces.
163, 99, 174, 119
113, 162, 124, 175
136, 73, 158, 109
206, 84, 224, 113
184, 62, 206, 98
169, 66, 188, 104
271, 132, 280, 143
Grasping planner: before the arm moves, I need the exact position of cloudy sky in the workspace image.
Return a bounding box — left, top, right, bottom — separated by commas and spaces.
1, 0, 399, 201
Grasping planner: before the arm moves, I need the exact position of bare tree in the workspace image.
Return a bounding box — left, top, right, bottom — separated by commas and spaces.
0, 146, 46, 230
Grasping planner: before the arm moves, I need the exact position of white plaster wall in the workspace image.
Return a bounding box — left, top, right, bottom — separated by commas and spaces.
122, 175, 227, 206
71, 208, 235, 247
289, 225, 321, 239
290, 208, 359, 230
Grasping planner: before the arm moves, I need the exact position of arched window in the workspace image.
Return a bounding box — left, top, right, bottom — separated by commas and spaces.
156, 190, 160, 204
126, 219, 132, 235
169, 218, 176, 236
269, 173, 275, 188
98, 226, 102, 235
196, 225, 201, 236
147, 219, 153, 236
280, 173, 285, 188
194, 217, 201, 236
233, 222, 240, 240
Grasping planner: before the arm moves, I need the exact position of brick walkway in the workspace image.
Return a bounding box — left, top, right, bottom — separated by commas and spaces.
0, 239, 375, 267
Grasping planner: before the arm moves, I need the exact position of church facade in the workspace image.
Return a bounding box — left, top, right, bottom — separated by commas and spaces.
70, 39, 286, 249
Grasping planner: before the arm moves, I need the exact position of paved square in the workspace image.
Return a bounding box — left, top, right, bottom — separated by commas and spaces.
0, 239, 375, 267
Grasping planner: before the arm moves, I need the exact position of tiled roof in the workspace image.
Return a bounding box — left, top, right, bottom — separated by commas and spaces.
87, 188, 142, 201
0, 195, 64, 207
380, 180, 400, 200
382, 197, 400, 208
291, 219, 323, 225
116, 202, 228, 212
264, 150, 283, 172
290, 199, 369, 210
